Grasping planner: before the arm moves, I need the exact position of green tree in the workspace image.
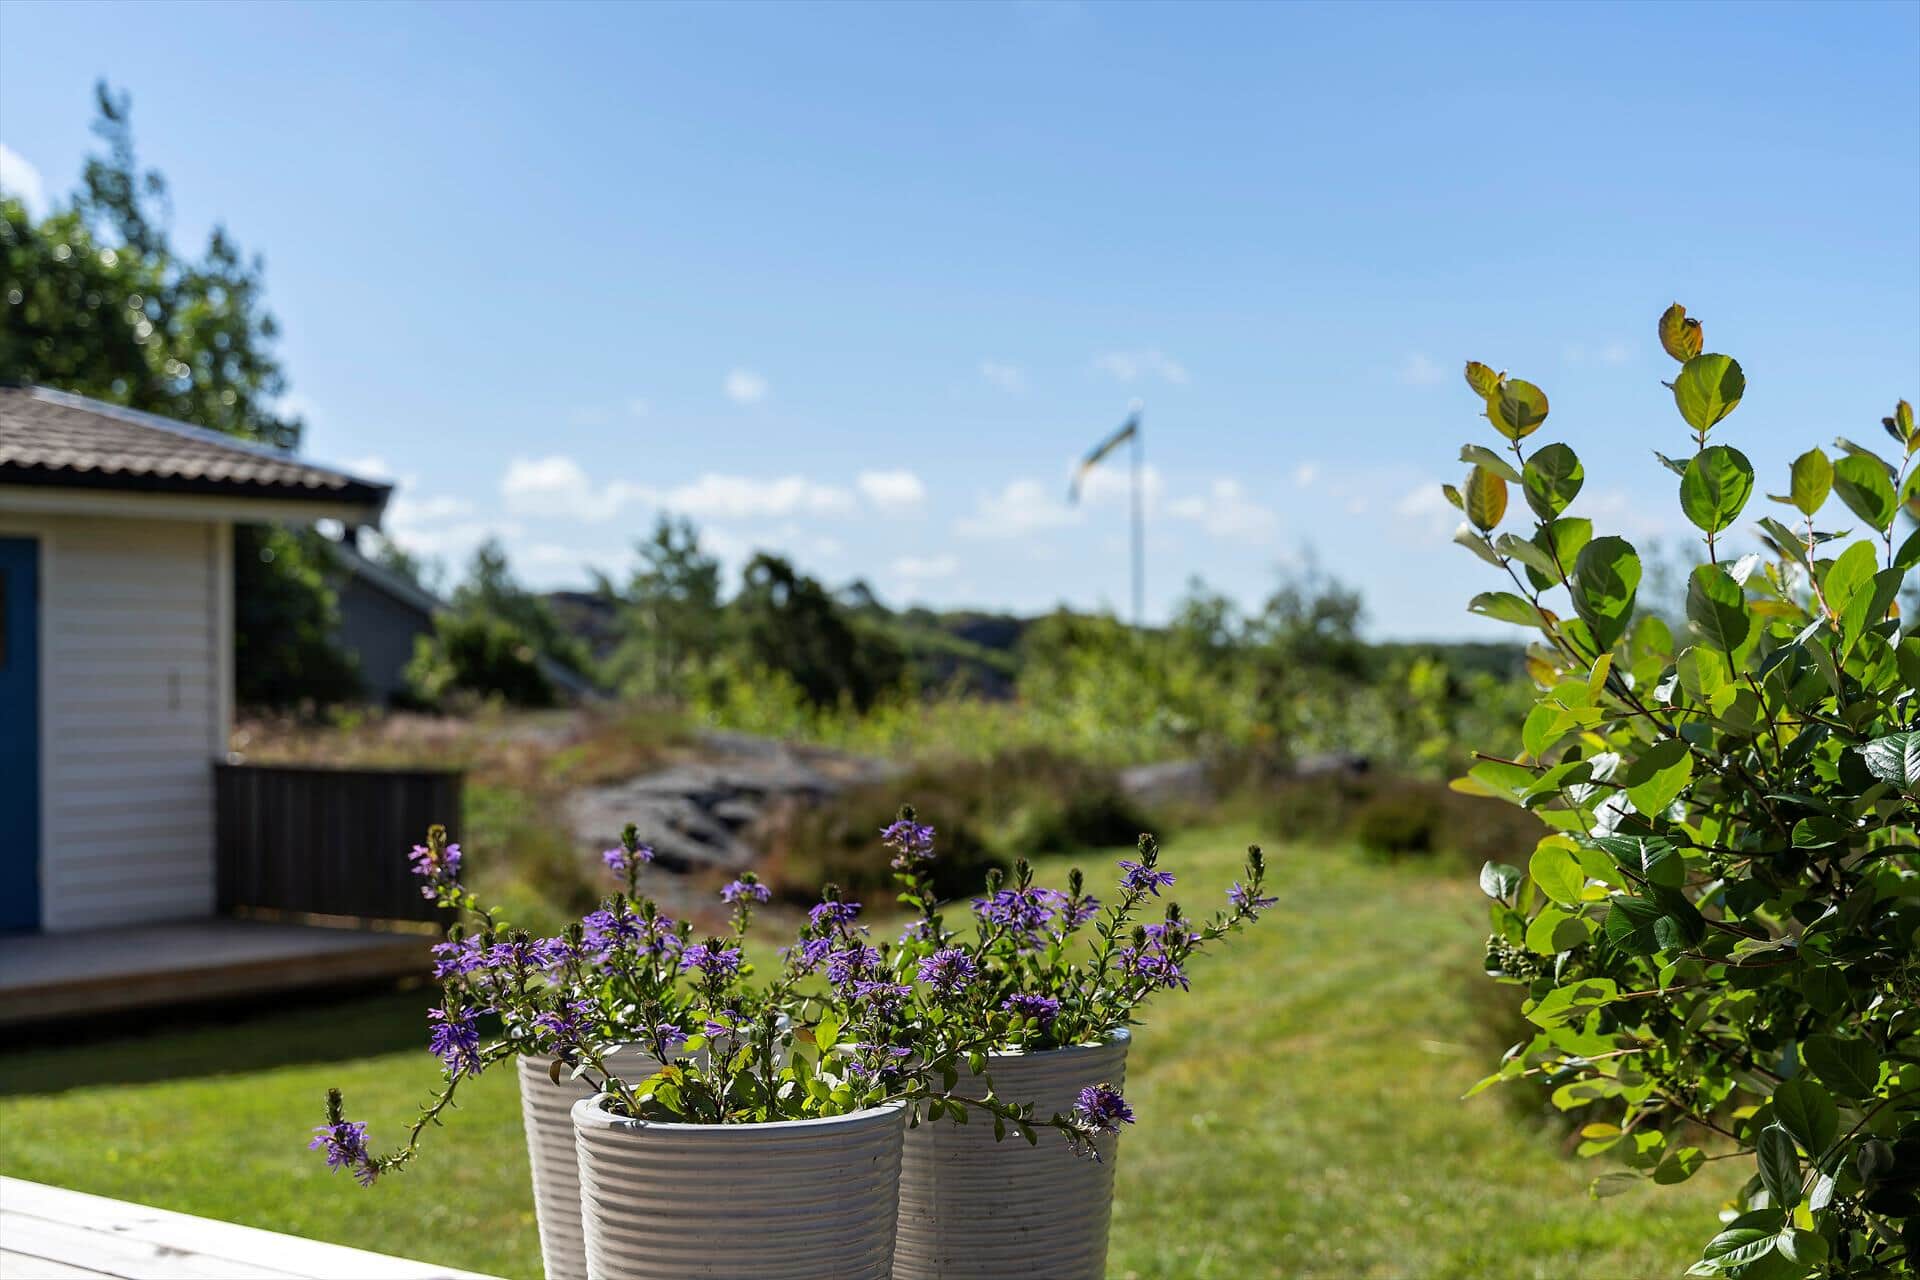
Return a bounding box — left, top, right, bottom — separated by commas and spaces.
732, 552, 904, 710
1, 82, 359, 706
597, 516, 725, 696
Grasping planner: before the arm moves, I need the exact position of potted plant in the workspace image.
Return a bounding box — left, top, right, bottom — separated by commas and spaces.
800, 812, 1275, 1280
311, 823, 777, 1280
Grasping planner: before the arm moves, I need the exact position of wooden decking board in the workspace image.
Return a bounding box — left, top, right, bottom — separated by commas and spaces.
0, 920, 432, 1026
0, 1179, 498, 1279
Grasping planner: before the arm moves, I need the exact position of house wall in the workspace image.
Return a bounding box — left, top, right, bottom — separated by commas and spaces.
334, 571, 433, 703
0, 511, 230, 931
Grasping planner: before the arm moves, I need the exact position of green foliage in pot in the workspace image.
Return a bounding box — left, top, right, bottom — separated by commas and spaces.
1454, 303, 1919, 1277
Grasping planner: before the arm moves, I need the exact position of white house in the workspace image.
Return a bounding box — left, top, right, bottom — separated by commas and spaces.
0, 385, 390, 934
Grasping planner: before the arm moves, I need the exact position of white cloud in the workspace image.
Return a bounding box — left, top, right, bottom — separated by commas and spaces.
501, 455, 641, 521
724, 368, 769, 405
626, 397, 651, 418
383, 491, 518, 565
1074, 461, 1164, 509
956, 478, 1081, 538
891, 554, 959, 580
0, 143, 46, 216
1292, 462, 1320, 488
1393, 481, 1456, 538
857, 469, 927, 512
979, 360, 1026, 393
344, 455, 394, 482
569, 406, 612, 427
1093, 349, 1188, 385
657, 473, 854, 520
1397, 353, 1445, 387
1167, 479, 1276, 540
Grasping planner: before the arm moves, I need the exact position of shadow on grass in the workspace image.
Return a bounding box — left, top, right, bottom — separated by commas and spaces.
0, 980, 442, 1096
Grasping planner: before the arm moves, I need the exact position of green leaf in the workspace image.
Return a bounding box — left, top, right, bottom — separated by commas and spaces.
1622, 738, 1693, 817
1523, 516, 1592, 591
1460, 444, 1522, 483
1654, 1145, 1704, 1185
1463, 360, 1501, 399
1679, 445, 1755, 534
1468, 591, 1544, 629
1593, 835, 1685, 888
1832, 454, 1897, 530
1658, 302, 1702, 362
1675, 645, 1733, 712
1453, 523, 1503, 566
1671, 353, 1745, 434
1802, 1035, 1879, 1100
1529, 845, 1585, 905
1859, 732, 1920, 794
1465, 465, 1508, 532
1479, 861, 1523, 903
1525, 977, 1618, 1029
1571, 536, 1641, 650
1701, 1210, 1783, 1269
1787, 448, 1832, 516
1756, 1123, 1802, 1209
1686, 564, 1751, 655
1770, 1077, 1837, 1157
1894, 524, 1920, 572
1487, 378, 1550, 440
1522, 443, 1584, 520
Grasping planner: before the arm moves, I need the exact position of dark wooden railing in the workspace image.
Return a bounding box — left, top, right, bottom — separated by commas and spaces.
215, 762, 463, 923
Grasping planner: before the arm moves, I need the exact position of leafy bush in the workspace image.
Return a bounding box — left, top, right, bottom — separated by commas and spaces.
1456, 304, 1918, 1276
760, 747, 1153, 901
405, 612, 556, 709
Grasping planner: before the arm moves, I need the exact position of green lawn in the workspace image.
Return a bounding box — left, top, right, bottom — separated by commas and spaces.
0, 828, 1733, 1278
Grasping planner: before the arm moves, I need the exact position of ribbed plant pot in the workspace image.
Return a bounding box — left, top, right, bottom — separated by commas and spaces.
517, 1047, 663, 1280
893, 1030, 1130, 1280
572, 1095, 907, 1280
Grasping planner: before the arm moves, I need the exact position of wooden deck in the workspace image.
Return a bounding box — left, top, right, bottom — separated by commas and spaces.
0, 919, 433, 1026
0, 1178, 498, 1279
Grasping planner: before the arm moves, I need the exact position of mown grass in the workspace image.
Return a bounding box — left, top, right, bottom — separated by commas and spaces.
0, 828, 1733, 1278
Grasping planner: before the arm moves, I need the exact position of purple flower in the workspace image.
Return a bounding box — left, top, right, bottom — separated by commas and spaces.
584, 904, 678, 960
971, 886, 1070, 948
704, 1009, 742, 1039
1002, 993, 1061, 1028
809, 899, 862, 930
853, 979, 911, 1011
825, 943, 881, 990
916, 948, 977, 997
1074, 1083, 1134, 1134
430, 936, 487, 979
785, 935, 835, 975
1119, 859, 1176, 897
721, 878, 772, 905
1064, 896, 1102, 929
428, 1006, 482, 1079
881, 819, 936, 868
680, 942, 744, 984
534, 997, 599, 1051
1228, 882, 1278, 917
484, 937, 536, 973
407, 841, 462, 898
309, 1118, 377, 1186
1118, 943, 1188, 991
603, 842, 654, 879
532, 936, 578, 972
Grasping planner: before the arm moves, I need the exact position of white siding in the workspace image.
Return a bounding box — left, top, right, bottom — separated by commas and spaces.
0, 511, 229, 931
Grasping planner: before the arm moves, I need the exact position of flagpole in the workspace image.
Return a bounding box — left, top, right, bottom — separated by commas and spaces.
1130, 410, 1144, 629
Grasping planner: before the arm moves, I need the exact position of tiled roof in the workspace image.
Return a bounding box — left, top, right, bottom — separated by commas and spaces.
0, 385, 390, 515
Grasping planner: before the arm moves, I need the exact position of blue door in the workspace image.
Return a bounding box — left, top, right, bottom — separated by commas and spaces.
0, 537, 40, 931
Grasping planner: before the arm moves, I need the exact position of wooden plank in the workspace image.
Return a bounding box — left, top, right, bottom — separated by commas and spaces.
0, 1179, 496, 1279
0, 1245, 117, 1277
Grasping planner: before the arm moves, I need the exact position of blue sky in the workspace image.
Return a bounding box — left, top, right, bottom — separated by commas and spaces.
3, 0, 1916, 637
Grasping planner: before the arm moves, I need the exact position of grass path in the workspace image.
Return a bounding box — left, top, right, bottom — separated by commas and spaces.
0, 829, 1731, 1278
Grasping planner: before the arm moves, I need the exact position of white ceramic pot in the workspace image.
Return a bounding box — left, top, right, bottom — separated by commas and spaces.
517, 1047, 663, 1280
572, 1095, 907, 1280
892, 1030, 1130, 1280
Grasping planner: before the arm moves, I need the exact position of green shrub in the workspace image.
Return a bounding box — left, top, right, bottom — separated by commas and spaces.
406, 613, 556, 709
1456, 304, 1918, 1277
761, 747, 1154, 902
